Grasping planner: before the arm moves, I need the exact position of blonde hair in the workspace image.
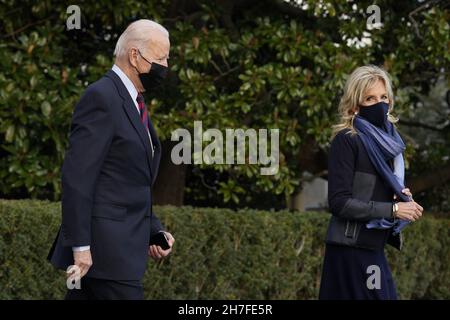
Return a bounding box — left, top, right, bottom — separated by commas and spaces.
114, 19, 169, 59
332, 65, 398, 139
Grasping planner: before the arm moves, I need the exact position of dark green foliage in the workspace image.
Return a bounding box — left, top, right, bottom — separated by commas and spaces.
1, 1, 449, 209
0, 199, 448, 299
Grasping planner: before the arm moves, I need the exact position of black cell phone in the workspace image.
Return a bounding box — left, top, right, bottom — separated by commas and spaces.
149, 231, 171, 250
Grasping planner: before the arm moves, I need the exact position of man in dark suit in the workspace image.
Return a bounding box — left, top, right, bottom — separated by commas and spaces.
47, 19, 175, 300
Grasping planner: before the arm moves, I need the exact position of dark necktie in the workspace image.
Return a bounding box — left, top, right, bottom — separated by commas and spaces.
136, 93, 154, 154
136, 93, 149, 130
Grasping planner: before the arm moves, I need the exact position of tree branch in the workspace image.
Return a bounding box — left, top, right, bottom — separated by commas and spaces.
399, 119, 449, 132
1, 18, 48, 39
408, 0, 443, 39
213, 65, 240, 82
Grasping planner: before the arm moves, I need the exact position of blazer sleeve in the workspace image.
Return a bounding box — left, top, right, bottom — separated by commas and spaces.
60, 87, 114, 247
328, 130, 393, 222
150, 213, 165, 237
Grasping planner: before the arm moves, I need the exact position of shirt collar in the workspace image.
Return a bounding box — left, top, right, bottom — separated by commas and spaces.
112, 64, 138, 104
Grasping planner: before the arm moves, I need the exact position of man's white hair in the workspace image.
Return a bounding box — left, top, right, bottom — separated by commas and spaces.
114, 19, 169, 58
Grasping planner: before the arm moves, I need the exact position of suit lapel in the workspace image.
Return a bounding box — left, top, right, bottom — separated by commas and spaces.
105, 70, 154, 180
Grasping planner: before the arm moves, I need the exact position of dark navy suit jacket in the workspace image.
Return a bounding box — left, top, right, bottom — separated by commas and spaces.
48, 70, 164, 280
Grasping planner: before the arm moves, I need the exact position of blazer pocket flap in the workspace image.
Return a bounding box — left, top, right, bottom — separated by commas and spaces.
92, 203, 127, 221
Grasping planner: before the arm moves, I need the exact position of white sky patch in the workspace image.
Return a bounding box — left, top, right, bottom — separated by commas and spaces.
339, 13, 351, 20
282, 0, 374, 49
343, 31, 373, 49
367, 21, 384, 30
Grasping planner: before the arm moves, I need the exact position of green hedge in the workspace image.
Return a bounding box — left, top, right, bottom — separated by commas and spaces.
0, 199, 448, 299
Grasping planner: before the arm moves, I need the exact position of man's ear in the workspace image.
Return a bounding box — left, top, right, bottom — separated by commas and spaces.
129, 47, 139, 69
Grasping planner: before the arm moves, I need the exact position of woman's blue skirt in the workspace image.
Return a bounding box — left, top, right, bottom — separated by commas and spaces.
319, 244, 397, 300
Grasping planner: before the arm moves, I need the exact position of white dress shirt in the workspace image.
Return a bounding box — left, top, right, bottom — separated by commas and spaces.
72, 64, 154, 253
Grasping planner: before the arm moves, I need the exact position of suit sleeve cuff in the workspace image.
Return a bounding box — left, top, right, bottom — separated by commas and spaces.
372, 201, 394, 219
72, 245, 91, 252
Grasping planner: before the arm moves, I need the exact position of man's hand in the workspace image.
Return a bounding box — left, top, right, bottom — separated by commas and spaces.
148, 232, 175, 260
71, 250, 93, 278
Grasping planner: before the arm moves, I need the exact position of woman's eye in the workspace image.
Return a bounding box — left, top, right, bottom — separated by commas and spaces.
366, 97, 373, 101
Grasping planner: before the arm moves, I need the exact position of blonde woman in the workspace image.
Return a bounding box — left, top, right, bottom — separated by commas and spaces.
319, 65, 424, 300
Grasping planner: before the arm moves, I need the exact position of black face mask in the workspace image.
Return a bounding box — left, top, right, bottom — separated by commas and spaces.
138, 62, 168, 91
136, 51, 168, 91
358, 101, 389, 127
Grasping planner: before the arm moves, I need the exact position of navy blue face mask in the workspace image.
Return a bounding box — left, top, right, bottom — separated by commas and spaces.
358, 101, 389, 127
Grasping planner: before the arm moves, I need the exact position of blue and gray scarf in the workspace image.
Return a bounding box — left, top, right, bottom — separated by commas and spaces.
353, 115, 411, 235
